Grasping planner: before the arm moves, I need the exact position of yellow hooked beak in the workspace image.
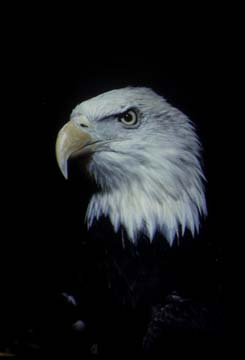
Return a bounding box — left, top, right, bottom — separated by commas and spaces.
56, 117, 93, 179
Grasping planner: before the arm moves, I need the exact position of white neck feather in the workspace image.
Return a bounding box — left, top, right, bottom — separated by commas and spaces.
85, 140, 207, 245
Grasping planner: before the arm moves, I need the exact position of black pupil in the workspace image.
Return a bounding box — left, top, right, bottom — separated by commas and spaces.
124, 112, 133, 122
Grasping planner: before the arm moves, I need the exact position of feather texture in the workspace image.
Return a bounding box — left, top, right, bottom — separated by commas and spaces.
71, 87, 207, 244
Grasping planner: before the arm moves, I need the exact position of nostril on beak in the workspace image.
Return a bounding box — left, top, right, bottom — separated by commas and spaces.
74, 115, 91, 128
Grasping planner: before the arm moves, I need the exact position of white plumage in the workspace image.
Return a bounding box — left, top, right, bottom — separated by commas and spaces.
59, 87, 207, 245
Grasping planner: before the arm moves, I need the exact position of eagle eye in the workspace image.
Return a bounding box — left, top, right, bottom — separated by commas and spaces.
118, 109, 138, 126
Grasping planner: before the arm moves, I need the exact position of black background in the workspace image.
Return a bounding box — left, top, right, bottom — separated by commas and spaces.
1, 18, 225, 355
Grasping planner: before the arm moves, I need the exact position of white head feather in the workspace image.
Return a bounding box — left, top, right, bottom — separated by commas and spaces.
71, 87, 207, 245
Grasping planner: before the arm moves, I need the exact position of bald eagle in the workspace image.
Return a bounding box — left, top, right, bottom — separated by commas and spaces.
55, 87, 211, 356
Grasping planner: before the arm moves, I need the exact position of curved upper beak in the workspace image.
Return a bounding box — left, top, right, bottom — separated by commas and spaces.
56, 119, 93, 179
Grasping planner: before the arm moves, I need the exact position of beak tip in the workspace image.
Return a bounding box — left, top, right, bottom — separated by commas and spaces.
57, 157, 68, 179
61, 163, 68, 180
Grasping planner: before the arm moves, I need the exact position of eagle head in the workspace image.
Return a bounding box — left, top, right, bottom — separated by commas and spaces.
56, 87, 207, 245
